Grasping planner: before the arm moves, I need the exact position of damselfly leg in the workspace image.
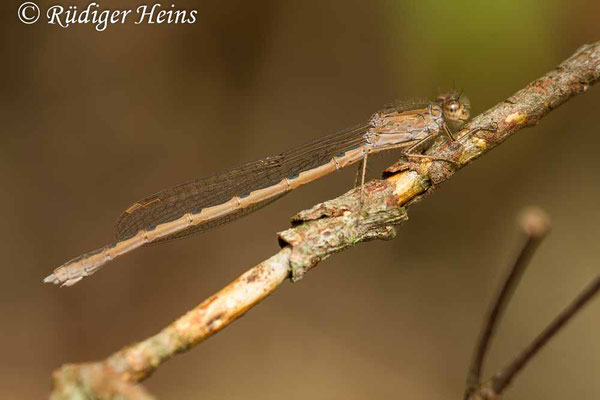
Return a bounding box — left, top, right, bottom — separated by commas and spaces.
442, 123, 457, 141
403, 132, 458, 166
359, 151, 368, 206
456, 122, 499, 141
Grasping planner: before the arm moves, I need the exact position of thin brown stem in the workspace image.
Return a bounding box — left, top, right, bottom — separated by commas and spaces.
464, 236, 544, 398
490, 274, 600, 395
464, 208, 550, 399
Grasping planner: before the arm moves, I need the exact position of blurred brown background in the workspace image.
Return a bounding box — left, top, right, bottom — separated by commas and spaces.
1, 0, 599, 398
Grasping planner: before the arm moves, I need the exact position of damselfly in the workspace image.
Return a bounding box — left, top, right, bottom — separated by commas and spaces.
44, 93, 470, 287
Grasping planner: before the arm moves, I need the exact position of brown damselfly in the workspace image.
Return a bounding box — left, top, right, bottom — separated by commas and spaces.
44, 93, 470, 287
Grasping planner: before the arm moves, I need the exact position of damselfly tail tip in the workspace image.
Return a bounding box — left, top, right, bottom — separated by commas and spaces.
61, 278, 82, 287
43, 272, 84, 287
43, 273, 58, 285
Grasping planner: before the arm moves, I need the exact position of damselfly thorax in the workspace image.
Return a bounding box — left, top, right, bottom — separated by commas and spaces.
44, 93, 470, 287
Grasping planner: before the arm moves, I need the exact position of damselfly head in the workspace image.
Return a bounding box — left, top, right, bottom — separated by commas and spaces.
438, 92, 470, 124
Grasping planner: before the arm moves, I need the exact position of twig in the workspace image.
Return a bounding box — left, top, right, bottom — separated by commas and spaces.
468, 272, 600, 400
490, 273, 600, 396
465, 208, 600, 400
50, 249, 291, 400
49, 41, 600, 399
464, 208, 551, 400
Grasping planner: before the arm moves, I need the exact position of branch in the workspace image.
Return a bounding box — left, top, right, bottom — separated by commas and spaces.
464, 207, 600, 400
49, 41, 600, 399
464, 208, 551, 400
467, 261, 600, 400
490, 273, 600, 396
